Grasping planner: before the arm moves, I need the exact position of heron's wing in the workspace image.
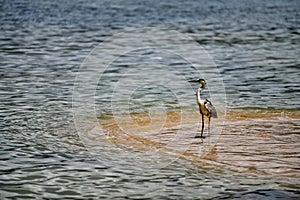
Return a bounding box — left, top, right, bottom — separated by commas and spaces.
204, 99, 218, 118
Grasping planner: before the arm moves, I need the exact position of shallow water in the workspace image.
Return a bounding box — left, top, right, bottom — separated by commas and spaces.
1, 0, 300, 199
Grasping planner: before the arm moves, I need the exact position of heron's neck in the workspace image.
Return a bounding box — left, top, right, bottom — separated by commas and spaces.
196, 87, 204, 105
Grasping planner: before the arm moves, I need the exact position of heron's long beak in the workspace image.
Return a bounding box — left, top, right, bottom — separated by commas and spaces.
188, 79, 198, 83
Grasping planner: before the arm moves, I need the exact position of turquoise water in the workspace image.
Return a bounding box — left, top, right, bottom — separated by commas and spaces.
0, 0, 299, 199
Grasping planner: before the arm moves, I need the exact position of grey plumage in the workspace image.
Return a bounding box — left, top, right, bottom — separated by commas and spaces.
203, 98, 218, 118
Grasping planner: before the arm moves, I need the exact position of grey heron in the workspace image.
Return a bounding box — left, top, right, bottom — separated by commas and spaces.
188, 79, 217, 138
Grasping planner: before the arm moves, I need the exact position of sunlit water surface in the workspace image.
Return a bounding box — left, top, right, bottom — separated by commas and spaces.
1, 0, 300, 199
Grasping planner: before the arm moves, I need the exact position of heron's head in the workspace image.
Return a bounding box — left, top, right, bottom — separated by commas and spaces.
188, 78, 206, 89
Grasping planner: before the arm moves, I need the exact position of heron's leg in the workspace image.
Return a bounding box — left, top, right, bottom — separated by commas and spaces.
201, 114, 204, 138
208, 117, 211, 134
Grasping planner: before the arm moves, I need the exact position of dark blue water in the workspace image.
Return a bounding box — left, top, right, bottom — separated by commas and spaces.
0, 0, 299, 199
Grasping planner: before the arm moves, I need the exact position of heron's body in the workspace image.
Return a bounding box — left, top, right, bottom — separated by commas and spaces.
189, 79, 217, 138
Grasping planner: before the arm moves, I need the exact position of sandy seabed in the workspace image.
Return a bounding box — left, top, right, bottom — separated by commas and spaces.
88, 109, 300, 184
